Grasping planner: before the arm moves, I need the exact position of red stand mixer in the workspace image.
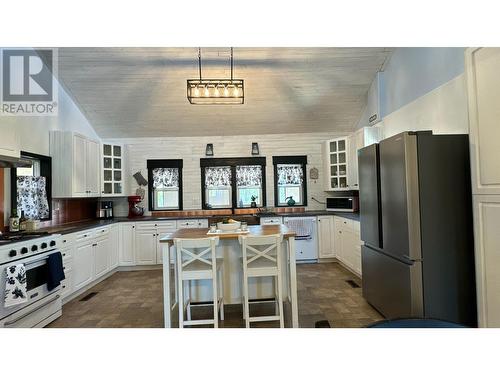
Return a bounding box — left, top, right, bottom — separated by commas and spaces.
128, 195, 145, 218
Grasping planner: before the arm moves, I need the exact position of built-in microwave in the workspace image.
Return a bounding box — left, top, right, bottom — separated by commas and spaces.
326, 196, 358, 212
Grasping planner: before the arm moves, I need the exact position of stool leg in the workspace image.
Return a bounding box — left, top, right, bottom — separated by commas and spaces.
274, 277, 279, 315
186, 280, 191, 322
219, 265, 225, 321
178, 279, 184, 328
277, 273, 284, 328
243, 273, 250, 328
212, 270, 218, 328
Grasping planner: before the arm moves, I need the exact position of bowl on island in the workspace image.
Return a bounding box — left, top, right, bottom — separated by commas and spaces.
216, 221, 241, 231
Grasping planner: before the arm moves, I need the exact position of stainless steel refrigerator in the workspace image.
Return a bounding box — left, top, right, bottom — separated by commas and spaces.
359, 131, 477, 326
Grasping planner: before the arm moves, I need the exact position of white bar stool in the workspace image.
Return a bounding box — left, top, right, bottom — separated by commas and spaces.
175, 237, 224, 328
238, 234, 284, 328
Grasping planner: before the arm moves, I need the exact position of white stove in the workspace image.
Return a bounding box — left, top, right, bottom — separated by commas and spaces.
0, 233, 63, 328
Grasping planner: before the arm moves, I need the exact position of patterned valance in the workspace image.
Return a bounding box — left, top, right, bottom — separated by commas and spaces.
236, 165, 262, 187
205, 166, 231, 187
152, 168, 179, 188
17, 176, 49, 220
277, 164, 304, 185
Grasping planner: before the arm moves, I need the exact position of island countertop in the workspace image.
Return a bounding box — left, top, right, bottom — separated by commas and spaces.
159, 224, 296, 243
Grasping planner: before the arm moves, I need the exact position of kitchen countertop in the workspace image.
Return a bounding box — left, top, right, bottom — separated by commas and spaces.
36, 211, 360, 235
160, 224, 296, 243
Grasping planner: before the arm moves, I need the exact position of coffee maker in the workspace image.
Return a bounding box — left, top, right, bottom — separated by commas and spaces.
98, 201, 114, 219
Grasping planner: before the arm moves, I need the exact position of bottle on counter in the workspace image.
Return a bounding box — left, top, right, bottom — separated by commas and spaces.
19, 210, 27, 231
9, 209, 20, 232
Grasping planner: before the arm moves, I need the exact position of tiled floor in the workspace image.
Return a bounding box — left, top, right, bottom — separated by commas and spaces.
47, 262, 382, 328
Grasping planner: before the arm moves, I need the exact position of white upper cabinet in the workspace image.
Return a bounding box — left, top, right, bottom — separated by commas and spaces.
101, 143, 125, 196
466, 47, 500, 195
323, 137, 350, 191
323, 128, 379, 191
50, 131, 101, 198
347, 127, 380, 190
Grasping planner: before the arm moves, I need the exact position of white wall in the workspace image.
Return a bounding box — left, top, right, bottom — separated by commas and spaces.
1, 76, 100, 224
105, 132, 348, 215
375, 74, 469, 139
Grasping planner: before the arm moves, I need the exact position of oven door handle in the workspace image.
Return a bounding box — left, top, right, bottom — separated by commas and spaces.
24, 250, 61, 268
3, 294, 60, 327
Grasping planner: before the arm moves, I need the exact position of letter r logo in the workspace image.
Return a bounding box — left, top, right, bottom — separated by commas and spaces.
2, 49, 53, 102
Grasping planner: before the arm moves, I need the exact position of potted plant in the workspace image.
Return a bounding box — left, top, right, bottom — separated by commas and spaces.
250, 195, 258, 208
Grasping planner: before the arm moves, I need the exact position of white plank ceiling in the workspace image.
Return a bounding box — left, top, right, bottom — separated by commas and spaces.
57, 48, 393, 138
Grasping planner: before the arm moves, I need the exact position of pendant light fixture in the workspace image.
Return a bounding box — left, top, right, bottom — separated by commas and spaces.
187, 47, 244, 105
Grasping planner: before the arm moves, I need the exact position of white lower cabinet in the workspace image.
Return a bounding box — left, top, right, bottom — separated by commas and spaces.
119, 222, 136, 265
94, 234, 110, 279
318, 216, 335, 258
73, 241, 94, 291
334, 216, 362, 275
135, 228, 157, 265
156, 222, 177, 264
135, 221, 177, 265
109, 225, 119, 269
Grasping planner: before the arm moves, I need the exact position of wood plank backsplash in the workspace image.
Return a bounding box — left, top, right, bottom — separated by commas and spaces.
106, 131, 347, 216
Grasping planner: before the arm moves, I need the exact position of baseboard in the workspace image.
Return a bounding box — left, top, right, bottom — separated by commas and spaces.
317, 258, 338, 264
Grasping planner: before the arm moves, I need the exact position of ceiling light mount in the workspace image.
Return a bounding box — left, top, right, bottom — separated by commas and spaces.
187, 47, 244, 105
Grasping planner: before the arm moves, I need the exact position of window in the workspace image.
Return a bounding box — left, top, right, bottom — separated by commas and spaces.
200, 157, 266, 210
147, 159, 183, 211
273, 156, 307, 207
10, 152, 52, 221
204, 166, 232, 208
236, 165, 263, 207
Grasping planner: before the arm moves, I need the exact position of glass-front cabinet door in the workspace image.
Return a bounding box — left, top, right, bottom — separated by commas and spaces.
324, 137, 350, 191
101, 143, 124, 196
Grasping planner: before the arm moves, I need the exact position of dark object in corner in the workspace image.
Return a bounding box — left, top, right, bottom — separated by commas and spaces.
80, 292, 98, 301
315, 320, 331, 328
367, 318, 466, 328
345, 279, 360, 288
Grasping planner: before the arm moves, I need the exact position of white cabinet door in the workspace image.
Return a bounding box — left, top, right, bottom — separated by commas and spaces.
473, 195, 500, 327
86, 139, 100, 196
318, 216, 335, 258
73, 242, 94, 290
119, 223, 136, 266
109, 225, 119, 269
156, 222, 177, 264
72, 134, 87, 197
135, 229, 157, 265
94, 235, 110, 279
333, 217, 343, 262
466, 48, 500, 195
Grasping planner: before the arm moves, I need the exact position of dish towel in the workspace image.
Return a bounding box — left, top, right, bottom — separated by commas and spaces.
4, 264, 28, 308
47, 252, 65, 291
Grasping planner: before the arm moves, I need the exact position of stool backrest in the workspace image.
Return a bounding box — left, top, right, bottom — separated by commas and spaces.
238, 234, 283, 268
175, 237, 219, 271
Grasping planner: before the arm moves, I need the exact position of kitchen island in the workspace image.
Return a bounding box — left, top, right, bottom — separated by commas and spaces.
159, 224, 299, 328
